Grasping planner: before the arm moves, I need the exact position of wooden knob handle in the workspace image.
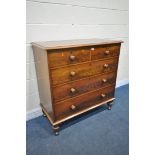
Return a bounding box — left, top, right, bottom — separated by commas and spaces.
91, 47, 95, 51
71, 105, 76, 110
70, 88, 76, 93
104, 64, 109, 68
70, 55, 75, 60
105, 50, 110, 54
102, 79, 107, 83
70, 71, 76, 76
101, 94, 106, 98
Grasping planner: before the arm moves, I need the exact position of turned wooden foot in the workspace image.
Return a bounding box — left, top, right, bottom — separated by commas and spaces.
107, 102, 113, 110
42, 110, 46, 117
53, 125, 60, 136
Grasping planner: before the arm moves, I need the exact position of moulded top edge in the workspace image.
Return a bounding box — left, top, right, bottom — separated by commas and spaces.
32, 38, 123, 50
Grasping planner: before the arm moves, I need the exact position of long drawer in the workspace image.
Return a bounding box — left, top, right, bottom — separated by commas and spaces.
48, 47, 90, 68
54, 85, 115, 120
52, 72, 117, 102
50, 57, 119, 86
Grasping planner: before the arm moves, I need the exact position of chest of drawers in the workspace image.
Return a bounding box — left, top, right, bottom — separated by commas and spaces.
32, 39, 123, 135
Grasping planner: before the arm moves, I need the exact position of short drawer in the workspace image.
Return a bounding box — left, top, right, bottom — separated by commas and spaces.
52, 72, 117, 102
54, 85, 115, 120
91, 44, 120, 61
47, 47, 90, 68
50, 57, 119, 86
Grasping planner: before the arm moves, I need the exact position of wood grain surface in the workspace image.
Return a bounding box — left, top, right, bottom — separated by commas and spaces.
32, 39, 123, 50
50, 57, 119, 85
48, 47, 90, 68
52, 72, 117, 102
54, 85, 115, 119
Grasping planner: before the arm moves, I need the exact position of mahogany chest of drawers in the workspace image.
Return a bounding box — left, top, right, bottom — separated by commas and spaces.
32, 39, 123, 135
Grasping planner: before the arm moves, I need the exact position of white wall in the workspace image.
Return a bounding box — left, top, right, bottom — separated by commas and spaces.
26, 0, 129, 120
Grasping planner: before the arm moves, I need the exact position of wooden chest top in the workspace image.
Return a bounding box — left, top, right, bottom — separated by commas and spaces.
32, 38, 123, 50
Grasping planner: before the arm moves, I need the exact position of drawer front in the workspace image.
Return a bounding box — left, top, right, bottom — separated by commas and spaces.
53, 72, 117, 102
54, 85, 115, 119
48, 47, 90, 68
50, 57, 119, 86
91, 44, 120, 61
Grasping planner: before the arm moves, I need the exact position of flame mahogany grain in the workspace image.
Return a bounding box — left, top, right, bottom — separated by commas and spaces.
32, 39, 123, 135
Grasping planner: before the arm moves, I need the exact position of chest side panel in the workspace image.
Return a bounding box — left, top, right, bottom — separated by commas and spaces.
32, 45, 54, 116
